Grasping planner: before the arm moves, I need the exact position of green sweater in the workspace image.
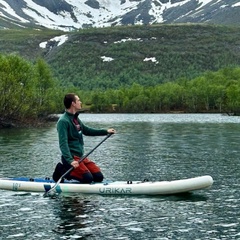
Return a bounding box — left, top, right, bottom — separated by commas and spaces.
57, 111, 108, 164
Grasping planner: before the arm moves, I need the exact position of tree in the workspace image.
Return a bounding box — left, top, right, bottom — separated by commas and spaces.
0, 54, 36, 119
0, 54, 64, 123
34, 58, 58, 116
226, 81, 240, 113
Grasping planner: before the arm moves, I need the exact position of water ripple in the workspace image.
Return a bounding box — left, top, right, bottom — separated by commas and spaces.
0, 114, 239, 239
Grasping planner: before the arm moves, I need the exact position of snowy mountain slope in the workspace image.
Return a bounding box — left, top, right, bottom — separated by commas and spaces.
0, 0, 240, 30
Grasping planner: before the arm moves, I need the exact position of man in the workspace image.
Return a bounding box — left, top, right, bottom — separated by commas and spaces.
53, 93, 116, 183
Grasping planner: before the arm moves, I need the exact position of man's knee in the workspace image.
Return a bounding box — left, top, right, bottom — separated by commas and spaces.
81, 172, 94, 183
70, 172, 103, 183
92, 172, 104, 182
70, 171, 93, 183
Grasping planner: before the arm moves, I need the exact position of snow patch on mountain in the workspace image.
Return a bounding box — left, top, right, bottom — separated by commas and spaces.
0, 0, 28, 22
143, 57, 159, 64
39, 35, 68, 48
114, 38, 143, 44
101, 56, 114, 62
149, 0, 191, 23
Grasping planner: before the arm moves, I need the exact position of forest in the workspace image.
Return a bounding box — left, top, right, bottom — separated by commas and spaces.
45, 24, 240, 90
1, 24, 240, 90
0, 53, 240, 127
85, 67, 240, 114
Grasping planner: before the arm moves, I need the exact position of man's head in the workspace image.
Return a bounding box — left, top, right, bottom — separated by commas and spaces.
64, 93, 82, 111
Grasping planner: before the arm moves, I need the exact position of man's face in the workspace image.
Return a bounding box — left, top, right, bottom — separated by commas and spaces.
73, 95, 82, 110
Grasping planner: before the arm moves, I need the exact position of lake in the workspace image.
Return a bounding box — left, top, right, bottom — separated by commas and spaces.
0, 114, 239, 240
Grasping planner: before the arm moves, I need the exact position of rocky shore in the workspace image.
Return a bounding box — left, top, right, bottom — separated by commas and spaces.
0, 114, 60, 129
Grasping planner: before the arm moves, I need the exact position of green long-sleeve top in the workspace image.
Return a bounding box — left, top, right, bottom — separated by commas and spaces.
57, 111, 108, 164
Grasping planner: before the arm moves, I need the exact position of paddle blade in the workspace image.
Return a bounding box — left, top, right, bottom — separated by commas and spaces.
43, 179, 62, 198
43, 188, 57, 198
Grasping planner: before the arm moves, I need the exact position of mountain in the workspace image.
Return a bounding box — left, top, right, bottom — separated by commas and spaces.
0, 0, 240, 31
2, 24, 240, 90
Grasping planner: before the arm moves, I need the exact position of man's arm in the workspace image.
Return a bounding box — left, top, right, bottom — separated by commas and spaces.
57, 120, 73, 164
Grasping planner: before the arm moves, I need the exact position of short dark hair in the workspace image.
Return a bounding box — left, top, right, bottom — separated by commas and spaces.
64, 93, 77, 109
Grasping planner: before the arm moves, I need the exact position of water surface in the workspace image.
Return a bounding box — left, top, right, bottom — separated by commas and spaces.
0, 114, 239, 239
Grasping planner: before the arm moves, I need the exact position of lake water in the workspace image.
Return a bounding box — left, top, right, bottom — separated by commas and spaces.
0, 114, 239, 240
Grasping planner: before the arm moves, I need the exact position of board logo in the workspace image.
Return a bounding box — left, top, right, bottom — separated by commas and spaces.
99, 187, 132, 194
12, 183, 21, 191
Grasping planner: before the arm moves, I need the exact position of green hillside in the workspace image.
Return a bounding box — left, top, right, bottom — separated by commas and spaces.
1, 24, 240, 90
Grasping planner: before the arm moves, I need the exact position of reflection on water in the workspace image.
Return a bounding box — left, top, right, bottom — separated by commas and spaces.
0, 114, 240, 239
161, 192, 209, 202
52, 197, 91, 238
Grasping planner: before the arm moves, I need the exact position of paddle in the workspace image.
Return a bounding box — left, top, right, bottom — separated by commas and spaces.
43, 133, 112, 197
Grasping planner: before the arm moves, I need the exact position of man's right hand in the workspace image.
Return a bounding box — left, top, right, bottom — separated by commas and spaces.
71, 160, 79, 168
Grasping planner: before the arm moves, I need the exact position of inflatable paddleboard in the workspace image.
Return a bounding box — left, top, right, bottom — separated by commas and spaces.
0, 176, 213, 195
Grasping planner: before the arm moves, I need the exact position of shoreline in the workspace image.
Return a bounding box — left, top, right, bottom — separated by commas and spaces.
0, 115, 59, 129
0, 112, 238, 129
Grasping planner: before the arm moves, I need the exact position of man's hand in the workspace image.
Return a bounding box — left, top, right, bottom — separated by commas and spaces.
71, 160, 79, 168
108, 128, 116, 134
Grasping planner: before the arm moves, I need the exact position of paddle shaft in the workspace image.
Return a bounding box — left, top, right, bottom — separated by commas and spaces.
62, 133, 112, 178
44, 133, 112, 196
